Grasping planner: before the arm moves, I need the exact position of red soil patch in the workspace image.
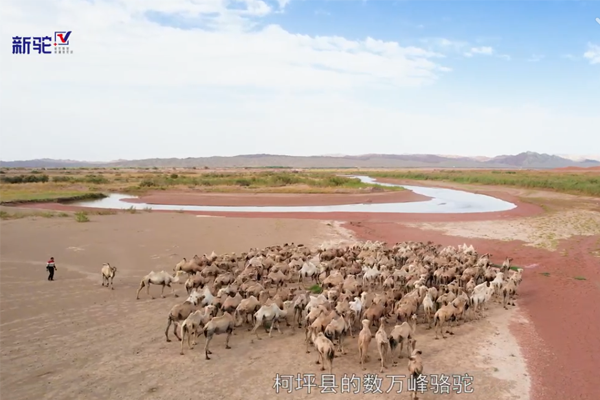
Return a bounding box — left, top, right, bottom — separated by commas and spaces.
123, 189, 430, 207
345, 221, 600, 400
19, 200, 542, 223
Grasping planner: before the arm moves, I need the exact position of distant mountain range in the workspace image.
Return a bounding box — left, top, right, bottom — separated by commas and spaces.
1, 152, 599, 169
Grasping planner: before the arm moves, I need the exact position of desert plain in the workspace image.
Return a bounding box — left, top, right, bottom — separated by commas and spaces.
1, 168, 599, 400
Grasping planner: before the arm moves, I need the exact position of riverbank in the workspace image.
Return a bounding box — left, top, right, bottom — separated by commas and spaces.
10, 175, 540, 222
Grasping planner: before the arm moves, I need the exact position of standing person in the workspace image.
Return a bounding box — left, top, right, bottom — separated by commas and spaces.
46, 257, 57, 281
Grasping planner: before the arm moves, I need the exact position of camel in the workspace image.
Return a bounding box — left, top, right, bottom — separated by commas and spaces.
179, 306, 216, 355
174, 255, 207, 276
408, 348, 424, 400
101, 263, 117, 289
203, 312, 235, 360
358, 319, 372, 370
136, 270, 185, 300
375, 317, 391, 373
311, 331, 335, 374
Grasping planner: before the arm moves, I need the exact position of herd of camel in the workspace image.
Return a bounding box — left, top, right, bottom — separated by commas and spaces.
100, 240, 522, 399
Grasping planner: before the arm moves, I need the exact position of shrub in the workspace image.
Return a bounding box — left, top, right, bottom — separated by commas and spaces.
84, 174, 109, 184
308, 284, 323, 294
235, 178, 251, 187
74, 211, 89, 222
1, 174, 49, 183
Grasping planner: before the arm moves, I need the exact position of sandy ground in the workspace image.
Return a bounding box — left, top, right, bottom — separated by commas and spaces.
345, 181, 600, 400
1, 212, 528, 400
405, 209, 600, 250
124, 190, 431, 207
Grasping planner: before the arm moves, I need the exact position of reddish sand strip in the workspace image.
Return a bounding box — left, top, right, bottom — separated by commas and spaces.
18, 201, 542, 223
346, 222, 600, 400
122, 190, 430, 207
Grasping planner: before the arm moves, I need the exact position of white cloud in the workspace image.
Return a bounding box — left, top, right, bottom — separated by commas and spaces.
527, 54, 544, 62
464, 46, 510, 61
470, 46, 494, 55
422, 39, 511, 61
583, 43, 600, 65
276, 0, 291, 10
421, 37, 468, 53
0, 0, 596, 160
2, 0, 446, 90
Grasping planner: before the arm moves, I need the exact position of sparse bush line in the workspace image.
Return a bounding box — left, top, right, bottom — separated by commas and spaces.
133, 171, 401, 193
0, 192, 106, 205
0, 207, 121, 221
0, 169, 402, 203
0, 210, 68, 220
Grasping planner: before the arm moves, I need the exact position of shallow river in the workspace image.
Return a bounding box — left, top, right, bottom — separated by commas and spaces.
71, 175, 516, 214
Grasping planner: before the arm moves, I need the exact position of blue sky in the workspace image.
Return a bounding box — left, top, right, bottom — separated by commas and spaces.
1, 0, 599, 161
272, 1, 600, 111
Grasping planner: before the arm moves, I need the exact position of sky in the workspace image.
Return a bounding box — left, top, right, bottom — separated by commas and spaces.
0, 0, 599, 162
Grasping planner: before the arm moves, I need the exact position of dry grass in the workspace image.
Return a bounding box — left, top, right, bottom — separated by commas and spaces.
0, 208, 117, 220
0, 188, 105, 204
0, 210, 68, 220
0, 168, 401, 203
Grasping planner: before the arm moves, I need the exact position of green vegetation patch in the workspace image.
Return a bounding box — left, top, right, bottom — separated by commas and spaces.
368, 170, 600, 197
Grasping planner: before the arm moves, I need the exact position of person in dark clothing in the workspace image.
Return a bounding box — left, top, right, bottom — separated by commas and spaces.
46, 257, 57, 281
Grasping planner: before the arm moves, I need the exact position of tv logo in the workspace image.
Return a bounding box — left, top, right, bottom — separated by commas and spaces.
54, 31, 71, 46
12, 31, 73, 54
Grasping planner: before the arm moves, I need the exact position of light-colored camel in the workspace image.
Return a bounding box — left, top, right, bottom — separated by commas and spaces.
375, 317, 391, 373
136, 270, 185, 300
251, 302, 289, 339
174, 255, 206, 276
101, 263, 117, 289
180, 306, 216, 355
166, 299, 215, 342
310, 331, 335, 374
358, 319, 372, 370
323, 311, 350, 354
203, 312, 235, 360
433, 301, 459, 339
422, 291, 436, 328
408, 348, 424, 400
389, 314, 417, 359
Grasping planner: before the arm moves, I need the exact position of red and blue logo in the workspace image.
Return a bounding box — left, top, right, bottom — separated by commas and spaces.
12, 31, 73, 54
54, 31, 71, 46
